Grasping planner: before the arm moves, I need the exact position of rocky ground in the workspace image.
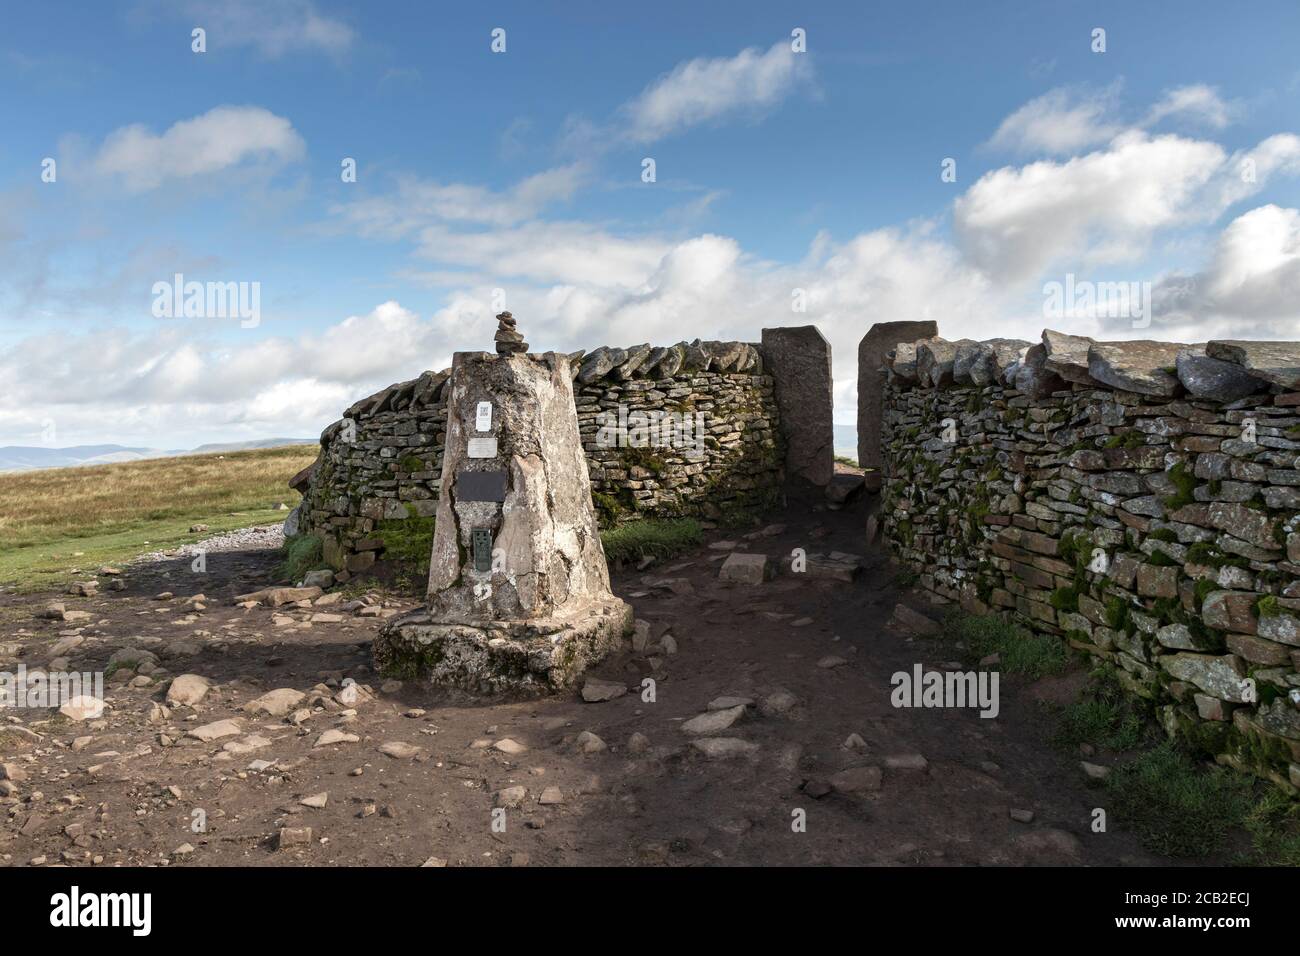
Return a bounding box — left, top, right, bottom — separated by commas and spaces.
0, 503, 1181, 867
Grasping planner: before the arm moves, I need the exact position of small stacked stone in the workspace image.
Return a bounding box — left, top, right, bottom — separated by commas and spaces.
494, 312, 528, 355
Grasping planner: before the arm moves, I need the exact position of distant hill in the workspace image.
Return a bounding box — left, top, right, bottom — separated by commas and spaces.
190, 438, 317, 454
0, 439, 316, 473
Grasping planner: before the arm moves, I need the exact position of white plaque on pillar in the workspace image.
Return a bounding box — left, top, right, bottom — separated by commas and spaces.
467, 436, 498, 459
475, 402, 492, 432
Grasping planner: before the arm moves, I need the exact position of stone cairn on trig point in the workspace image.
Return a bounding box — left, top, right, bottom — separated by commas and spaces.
494, 311, 528, 355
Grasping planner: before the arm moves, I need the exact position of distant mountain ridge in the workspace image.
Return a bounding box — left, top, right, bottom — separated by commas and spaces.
0, 439, 316, 473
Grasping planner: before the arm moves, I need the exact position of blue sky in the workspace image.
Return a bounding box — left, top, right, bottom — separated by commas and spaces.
1, 0, 1298, 448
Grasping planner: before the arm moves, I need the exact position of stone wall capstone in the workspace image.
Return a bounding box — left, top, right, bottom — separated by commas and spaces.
292, 338, 785, 573
873, 324, 1300, 792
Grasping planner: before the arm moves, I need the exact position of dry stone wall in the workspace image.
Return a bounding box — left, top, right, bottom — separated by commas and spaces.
875, 326, 1300, 792
291, 339, 784, 574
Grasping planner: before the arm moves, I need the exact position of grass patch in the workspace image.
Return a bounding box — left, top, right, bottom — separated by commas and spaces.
1244, 789, 1300, 866
278, 533, 326, 582
0, 445, 317, 591
600, 517, 702, 563
834, 455, 859, 467
1051, 667, 1151, 752
940, 612, 1070, 678
1104, 742, 1253, 857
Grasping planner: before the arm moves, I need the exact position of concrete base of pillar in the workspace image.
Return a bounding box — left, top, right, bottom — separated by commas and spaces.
373, 597, 633, 695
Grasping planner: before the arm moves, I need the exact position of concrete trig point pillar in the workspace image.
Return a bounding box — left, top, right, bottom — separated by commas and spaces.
374, 313, 633, 694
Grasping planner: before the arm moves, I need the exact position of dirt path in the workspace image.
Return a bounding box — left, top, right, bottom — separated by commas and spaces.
0, 503, 1173, 867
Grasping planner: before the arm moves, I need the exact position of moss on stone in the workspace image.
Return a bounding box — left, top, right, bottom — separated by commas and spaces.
1161, 460, 1197, 511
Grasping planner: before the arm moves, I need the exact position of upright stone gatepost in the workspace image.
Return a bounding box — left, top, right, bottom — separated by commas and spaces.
373, 314, 633, 694
856, 320, 937, 470
760, 325, 834, 492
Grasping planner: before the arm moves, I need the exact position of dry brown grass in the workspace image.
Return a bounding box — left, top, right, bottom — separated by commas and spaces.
0, 445, 319, 589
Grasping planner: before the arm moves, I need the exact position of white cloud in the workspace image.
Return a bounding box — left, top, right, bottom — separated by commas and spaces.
986, 85, 1123, 155
165, 0, 354, 57
1150, 204, 1300, 338
0, 301, 454, 446
954, 130, 1291, 283
92, 106, 305, 192
11, 81, 1300, 448
1211, 133, 1300, 209
621, 40, 812, 143
333, 165, 586, 237
1145, 84, 1234, 129
410, 221, 672, 288
988, 83, 1236, 158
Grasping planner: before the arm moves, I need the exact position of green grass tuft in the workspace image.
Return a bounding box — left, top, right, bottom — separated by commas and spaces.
1104, 742, 1253, 858
941, 612, 1070, 678
1244, 788, 1300, 866
600, 517, 703, 563
1051, 667, 1151, 752
278, 533, 325, 582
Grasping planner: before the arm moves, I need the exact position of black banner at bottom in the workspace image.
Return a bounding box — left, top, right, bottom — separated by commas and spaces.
5, 865, 1288, 943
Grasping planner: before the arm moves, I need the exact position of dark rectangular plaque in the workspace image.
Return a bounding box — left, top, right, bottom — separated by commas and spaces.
471, 527, 493, 571
457, 468, 508, 502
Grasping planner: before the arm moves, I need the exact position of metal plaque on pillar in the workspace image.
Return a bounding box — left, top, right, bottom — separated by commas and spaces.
457, 468, 508, 502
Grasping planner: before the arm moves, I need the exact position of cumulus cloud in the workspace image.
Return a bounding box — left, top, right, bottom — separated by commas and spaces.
10, 80, 1300, 447
1148, 204, 1300, 339
954, 130, 1300, 283
620, 40, 813, 144
0, 301, 451, 446
91, 106, 305, 192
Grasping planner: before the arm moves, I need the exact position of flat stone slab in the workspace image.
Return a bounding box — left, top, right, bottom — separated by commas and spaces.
719, 552, 772, 585
707, 696, 754, 710
830, 765, 882, 793
233, 586, 322, 607
1087, 340, 1183, 396
787, 551, 864, 582
691, 737, 758, 759
243, 688, 306, 718
681, 704, 746, 735
314, 729, 359, 747
378, 741, 422, 759
1205, 340, 1300, 389
580, 677, 627, 702
187, 719, 243, 743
